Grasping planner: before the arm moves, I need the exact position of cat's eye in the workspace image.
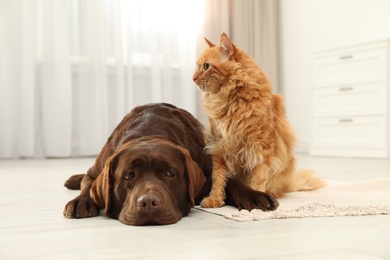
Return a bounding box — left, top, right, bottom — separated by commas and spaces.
165, 171, 176, 178
124, 171, 136, 180
203, 63, 210, 71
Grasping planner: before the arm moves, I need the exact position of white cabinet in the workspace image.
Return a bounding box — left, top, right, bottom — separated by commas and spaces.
310, 40, 389, 158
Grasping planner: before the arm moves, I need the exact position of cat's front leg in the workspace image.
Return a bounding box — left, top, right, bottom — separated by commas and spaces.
200, 155, 228, 208
249, 163, 270, 192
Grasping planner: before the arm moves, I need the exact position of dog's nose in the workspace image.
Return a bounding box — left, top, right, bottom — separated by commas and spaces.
137, 194, 160, 213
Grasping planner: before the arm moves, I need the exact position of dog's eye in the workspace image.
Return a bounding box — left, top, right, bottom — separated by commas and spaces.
203, 63, 210, 71
124, 171, 135, 180
165, 171, 176, 178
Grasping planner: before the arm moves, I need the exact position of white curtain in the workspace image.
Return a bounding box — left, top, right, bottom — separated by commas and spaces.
230, 0, 280, 92
0, 0, 204, 158
195, 0, 231, 124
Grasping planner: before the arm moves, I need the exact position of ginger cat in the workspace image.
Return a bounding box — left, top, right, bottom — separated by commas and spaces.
193, 33, 325, 209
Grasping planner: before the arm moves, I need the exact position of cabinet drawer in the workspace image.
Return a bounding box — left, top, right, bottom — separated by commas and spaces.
312, 83, 386, 117
312, 47, 387, 87
311, 116, 386, 149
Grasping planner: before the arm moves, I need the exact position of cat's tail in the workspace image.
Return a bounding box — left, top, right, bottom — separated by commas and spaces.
285, 169, 326, 193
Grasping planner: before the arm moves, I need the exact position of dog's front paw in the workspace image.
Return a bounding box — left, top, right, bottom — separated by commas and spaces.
239, 191, 279, 211
200, 196, 224, 208
63, 196, 100, 219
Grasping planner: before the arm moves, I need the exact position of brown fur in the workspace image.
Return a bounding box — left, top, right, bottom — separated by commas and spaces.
193, 33, 325, 208
63, 103, 211, 225
63, 103, 281, 225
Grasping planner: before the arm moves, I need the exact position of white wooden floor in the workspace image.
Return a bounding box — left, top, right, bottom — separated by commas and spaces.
1, 155, 389, 259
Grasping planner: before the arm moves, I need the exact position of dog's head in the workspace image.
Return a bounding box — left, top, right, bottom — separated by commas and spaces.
90, 138, 206, 225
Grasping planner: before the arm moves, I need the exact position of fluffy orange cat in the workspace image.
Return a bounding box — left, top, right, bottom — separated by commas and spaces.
193, 33, 325, 209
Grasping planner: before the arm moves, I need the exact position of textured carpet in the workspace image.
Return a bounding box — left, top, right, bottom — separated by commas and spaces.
195, 178, 390, 221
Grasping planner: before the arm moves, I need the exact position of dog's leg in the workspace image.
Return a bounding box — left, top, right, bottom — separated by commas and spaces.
64, 173, 85, 190
63, 173, 101, 218
225, 177, 279, 211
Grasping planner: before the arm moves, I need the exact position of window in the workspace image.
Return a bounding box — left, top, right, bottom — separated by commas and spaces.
68, 0, 204, 66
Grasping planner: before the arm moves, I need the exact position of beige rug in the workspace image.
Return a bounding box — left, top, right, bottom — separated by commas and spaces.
195, 178, 390, 221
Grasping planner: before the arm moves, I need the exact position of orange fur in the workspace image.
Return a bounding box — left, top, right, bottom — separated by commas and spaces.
193, 33, 325, 208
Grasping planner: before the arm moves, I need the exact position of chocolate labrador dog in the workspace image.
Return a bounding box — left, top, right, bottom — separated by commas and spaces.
63, 103, 278, 225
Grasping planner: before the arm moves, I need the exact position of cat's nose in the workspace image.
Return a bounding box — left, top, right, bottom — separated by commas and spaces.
192, 74, 198, 82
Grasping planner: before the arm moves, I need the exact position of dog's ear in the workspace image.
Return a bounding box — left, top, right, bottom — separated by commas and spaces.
90, 155, 117, 214
161, 141, 206, 207
173, 146, 206, 207
185, 155, 206, 207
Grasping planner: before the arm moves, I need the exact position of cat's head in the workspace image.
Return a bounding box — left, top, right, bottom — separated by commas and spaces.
192, 33, 238, 94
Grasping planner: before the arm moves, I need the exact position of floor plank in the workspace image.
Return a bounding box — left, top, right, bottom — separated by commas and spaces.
0, 155, 389, 259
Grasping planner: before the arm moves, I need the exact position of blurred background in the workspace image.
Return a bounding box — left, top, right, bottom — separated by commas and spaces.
1, 0, 389, 159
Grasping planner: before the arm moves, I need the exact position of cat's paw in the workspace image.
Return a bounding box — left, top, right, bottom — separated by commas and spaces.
63, 196, 100, 218
200, 196, 225, 208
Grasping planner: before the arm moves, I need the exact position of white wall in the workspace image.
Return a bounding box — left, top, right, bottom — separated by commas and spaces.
279, 0, 390, 153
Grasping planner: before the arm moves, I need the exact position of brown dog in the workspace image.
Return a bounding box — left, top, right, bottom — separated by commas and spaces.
63, 103, 278, 225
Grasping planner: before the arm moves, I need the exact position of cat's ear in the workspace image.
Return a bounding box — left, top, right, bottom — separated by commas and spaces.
204, 37, 215, 48
219, 33, 234, 57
